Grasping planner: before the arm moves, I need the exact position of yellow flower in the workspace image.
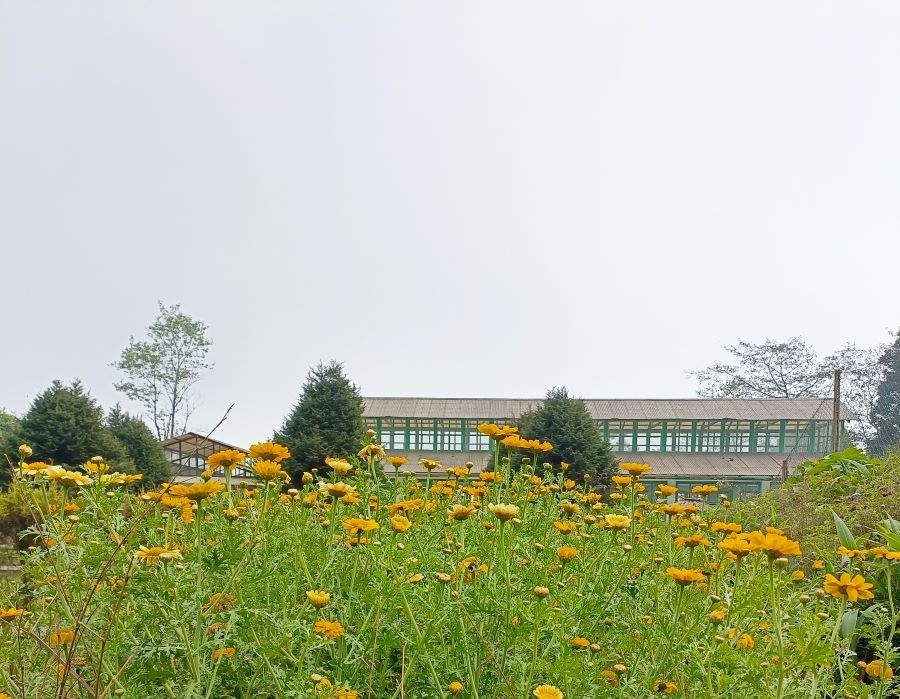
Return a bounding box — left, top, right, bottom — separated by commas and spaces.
570, 636, 590, 649
249, 442, 291, 462
448, 504, 475, 521
83, 460, 110, 474
419, 458, 441, 471
488, 503, 520, 522
448, 680, 464, 694
557, 546, 579, 562
747, 531, 801, 558
135, 545, 183, 565
717, 536, 756, 559
864, 659, 894, 680
603, 514, 630, 530
657, 484, 677, 496
611, 475, 633, 488
479, 471, 503, 483
207, 449, 246, 471
320, 481, 358, 500
341, 518, 380, 535
253, 460, 286, 481
306, 590, 330, 609
212, 647, 235, 660
691, 484, 718, 495
736, 633, 755, 650
408, 573, 424, 584
326, 458, 355, 475
49, 628, 75, 646
553, 521, 578, 535
387, 456, 408, 468
0, 607, 28, 621
19, 461, 51, 476
18, 444, 33, 458
823, 572, 875, 603
43, 466, 93, 488
313, 619, 346, 639
675, 534, 711, 548
350, 444, 381, 466
390, 515, 412, 533
533, 685, 563, 699
476, 423, 501, 438
837, 546, 869, 559
711, 521, 742, 534
665, 567, 705, 585
812, 559, 825, 570
708, 609, 725, 624
620, 463, 651, 476
169, 481, 225, 501
652, 680, 678, 693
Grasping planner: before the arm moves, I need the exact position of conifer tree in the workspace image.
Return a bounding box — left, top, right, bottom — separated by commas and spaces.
275, 362, 365, 481
107, 406, 172, 486
18, 380, 127, 467
517, 386, 617, 483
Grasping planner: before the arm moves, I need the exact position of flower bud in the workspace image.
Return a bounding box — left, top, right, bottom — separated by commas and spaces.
18, 444, 33, 458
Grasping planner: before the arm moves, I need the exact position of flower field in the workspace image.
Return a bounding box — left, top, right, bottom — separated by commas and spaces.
1, 430, 898, 698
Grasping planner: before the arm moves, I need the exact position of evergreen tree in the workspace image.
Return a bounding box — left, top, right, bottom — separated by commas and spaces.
870, 329, 900, 454
107, 406, 172, 486
0, 410, 24, 485
18, 380, 128, 468
517, 387, 617, 483
275, 362, 365, 482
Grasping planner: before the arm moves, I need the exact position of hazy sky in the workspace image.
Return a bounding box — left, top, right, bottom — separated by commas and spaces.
2, 2, 899, 447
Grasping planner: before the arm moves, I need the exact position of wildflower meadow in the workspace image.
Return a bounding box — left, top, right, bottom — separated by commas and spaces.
1, 428, 898, 698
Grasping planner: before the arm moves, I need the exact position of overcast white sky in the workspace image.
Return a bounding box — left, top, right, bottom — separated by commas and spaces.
2, 2, 899, 447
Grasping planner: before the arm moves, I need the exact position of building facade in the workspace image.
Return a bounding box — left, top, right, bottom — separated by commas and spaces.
363, 397, 851, 500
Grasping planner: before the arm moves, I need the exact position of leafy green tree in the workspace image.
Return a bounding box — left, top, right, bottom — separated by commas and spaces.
690, 337, 885, 444
18, 380, 127, 468
275, 362, 365, 482
870, 328, 900, 455
113, 302, 213, 440
107, 406, 172, 486
516, 387, 616, 483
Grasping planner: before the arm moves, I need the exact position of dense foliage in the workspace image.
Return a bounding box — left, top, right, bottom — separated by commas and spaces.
106, 406, 173, 487
275, 361, 365, 482
1, 435, 897, 698
516, 387, 616, 482
735, 448, 900, 562
15, 381, 127, 469
871, 330, 900, 454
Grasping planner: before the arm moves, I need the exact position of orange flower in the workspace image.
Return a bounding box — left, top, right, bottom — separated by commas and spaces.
313, 619, 346, 639
823, 573, 875, 603
207, 449, 246, 471
665, 567, 705, 585
747, 531, 801, 558
248, 442, 291, 463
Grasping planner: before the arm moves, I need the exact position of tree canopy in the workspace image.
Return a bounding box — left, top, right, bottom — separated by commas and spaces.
516, 386, 617, 483
689, 337, 885, 443
870, 328, 900, 454
17, 380, 127, 468
274, 362, 365, 482
113, 302, 213, 440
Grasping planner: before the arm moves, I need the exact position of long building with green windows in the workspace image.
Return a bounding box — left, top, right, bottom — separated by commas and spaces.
363, 397, 852, 500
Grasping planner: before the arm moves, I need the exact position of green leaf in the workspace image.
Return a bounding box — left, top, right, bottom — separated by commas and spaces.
839, 608, 858, 639
832, 510, 858, 550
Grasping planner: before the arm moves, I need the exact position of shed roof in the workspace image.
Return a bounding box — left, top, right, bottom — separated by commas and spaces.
363, 397, 853, 421
378, 449, 811, 479
161, 432, 247, 460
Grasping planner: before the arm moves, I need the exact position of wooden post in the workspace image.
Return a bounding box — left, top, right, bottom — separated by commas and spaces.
781, 458, 788, 481
832, 369, 842, 453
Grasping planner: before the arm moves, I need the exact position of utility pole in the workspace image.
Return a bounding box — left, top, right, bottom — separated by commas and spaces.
832, 369, 842, 453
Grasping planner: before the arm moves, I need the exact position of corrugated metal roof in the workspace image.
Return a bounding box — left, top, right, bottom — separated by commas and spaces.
363, 397, 853, 421
378, 449, 811, 479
